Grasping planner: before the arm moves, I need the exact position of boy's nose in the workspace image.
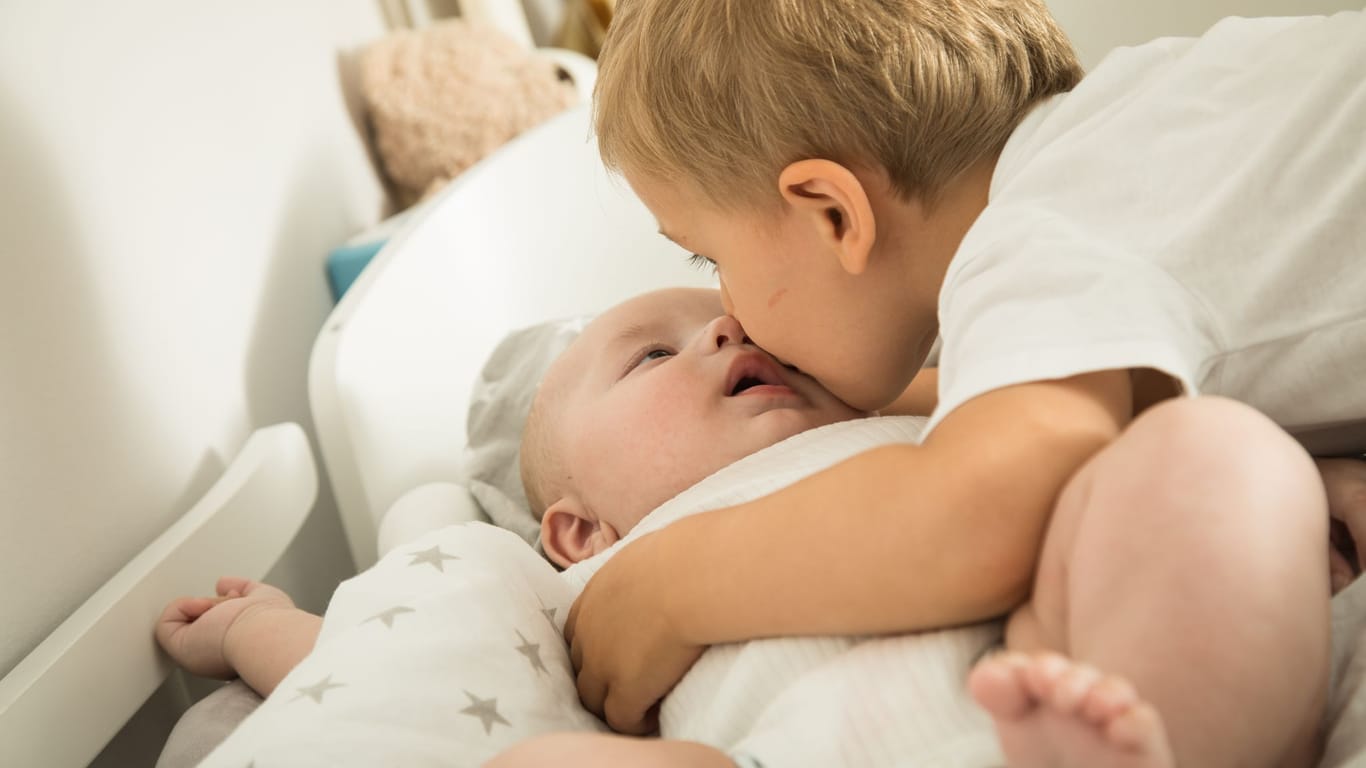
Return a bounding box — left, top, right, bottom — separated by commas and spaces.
699, 314, 751, 351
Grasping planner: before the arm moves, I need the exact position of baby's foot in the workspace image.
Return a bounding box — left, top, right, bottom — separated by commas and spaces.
968, 651, 1174, 768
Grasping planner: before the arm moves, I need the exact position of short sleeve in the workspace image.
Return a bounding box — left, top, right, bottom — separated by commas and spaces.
926, 206, 1215, 433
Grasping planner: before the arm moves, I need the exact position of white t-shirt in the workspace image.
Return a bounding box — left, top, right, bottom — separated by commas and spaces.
930, 11, 1366, 452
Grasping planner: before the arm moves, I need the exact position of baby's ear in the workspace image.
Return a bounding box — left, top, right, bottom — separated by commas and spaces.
540, 498, 601, 568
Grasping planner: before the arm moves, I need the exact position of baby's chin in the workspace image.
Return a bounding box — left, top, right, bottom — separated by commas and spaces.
748, 403, 859, 444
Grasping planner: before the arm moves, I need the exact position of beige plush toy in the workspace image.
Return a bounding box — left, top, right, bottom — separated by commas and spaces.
361, 19, 580, 208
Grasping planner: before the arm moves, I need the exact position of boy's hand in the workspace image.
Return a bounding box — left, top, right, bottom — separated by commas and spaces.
565, 532, 704, 735
155, 576, 296, 679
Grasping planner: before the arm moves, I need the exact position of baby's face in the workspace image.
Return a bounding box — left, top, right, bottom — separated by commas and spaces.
546, 288, 865, 537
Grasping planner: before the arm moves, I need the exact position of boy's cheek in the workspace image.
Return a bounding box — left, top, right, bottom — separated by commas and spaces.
827, 370, 902, 414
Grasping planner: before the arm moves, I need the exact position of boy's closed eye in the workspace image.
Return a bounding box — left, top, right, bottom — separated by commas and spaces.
688, 253, 718, 274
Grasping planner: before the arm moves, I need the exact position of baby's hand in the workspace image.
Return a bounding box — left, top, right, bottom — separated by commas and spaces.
1319, 457, 1366, 593
155, 576, 296, 679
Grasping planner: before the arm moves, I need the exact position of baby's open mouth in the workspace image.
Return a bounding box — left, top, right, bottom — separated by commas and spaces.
731, 376, 766, 395
725, 353, 790, 397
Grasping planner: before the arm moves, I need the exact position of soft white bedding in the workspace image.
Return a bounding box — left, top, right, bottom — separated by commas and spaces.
1325, 575, 1366, 767
195, 414, 1366, 766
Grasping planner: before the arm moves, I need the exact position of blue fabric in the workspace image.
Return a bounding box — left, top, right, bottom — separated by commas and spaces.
326, 239, 387, 302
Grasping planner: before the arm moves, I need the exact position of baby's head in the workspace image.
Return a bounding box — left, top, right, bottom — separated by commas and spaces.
593, 1, 1081, 412
522, 287, 866, 567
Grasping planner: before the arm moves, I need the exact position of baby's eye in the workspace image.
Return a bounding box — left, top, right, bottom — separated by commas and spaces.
687, 253, 718, 275
628, 347, 674, 373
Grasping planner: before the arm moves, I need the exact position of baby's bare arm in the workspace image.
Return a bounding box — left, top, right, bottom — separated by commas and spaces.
222, 603, 323, 697
156, 576, 321, 698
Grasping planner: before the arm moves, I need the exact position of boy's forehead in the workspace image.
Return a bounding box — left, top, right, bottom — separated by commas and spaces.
657, 226, 685, 248
624, 170, 706, 238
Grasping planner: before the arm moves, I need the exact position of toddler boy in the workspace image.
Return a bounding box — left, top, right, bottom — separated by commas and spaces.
566, 3, 1366, 767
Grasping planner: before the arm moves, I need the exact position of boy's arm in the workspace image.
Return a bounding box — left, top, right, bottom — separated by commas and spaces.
566, 369, 1132, 733
882, 367, 939, 415
156, 577, 322, 698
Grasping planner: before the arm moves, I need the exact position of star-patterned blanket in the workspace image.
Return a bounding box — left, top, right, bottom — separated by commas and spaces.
196, 416, 1011, 766
197, 521, 605, 766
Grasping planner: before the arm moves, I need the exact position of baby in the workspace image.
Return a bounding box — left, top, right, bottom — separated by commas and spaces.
155, 286, 864, 704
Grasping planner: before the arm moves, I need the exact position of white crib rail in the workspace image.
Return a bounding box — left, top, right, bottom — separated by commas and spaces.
0, 423, 317, 768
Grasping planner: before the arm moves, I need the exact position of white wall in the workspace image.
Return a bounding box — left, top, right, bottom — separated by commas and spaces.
3, 0, 1360, 763
1046, 0, 1364, 69
0, 1, 390, 762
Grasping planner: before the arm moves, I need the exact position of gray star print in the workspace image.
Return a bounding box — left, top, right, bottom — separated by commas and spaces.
366, 605, 416, 628
408, 545, 460, 572
460, 690, 511, 734
514, 630, 548, 674
541, 606, 558, 628
294, 675, 345, 704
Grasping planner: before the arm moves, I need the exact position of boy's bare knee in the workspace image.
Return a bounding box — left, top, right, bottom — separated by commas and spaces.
1136, 396, 1283, 447
1129, 397, 1320, 495
1092, 397, 1326, 544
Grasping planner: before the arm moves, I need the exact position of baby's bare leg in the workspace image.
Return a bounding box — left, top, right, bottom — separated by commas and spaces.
487, 732, 737, 768
973, 397, 1329, 768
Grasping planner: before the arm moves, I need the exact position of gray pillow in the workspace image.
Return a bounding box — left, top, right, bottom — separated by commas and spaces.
455, 315, 588, 548
155, 681, 262, 768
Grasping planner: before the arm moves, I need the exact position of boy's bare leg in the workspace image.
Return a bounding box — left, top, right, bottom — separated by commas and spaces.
486, 732, 737, 768
971, 397, 1330, 768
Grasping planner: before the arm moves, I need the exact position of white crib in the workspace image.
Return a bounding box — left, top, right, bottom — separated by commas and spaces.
309, 104, 714, 570
0, 103, 711, 766
3, 76, 1365, 768
0, 424, 316, 767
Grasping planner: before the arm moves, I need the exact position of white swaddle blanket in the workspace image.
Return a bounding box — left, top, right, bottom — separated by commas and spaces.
200, 416, 1002, 766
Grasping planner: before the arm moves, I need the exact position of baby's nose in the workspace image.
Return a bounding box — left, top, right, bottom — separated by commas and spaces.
703, 314, 751, 349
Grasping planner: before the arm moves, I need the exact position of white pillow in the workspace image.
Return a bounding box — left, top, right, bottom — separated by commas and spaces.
377, 316, 588, 555
376, 482, 485, 557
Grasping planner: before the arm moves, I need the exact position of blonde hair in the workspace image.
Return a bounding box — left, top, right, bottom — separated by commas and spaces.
595, 0, 1082, 206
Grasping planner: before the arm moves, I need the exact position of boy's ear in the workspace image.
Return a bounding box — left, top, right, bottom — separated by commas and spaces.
778, 159, 876, 275
540, 498, 619, 568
